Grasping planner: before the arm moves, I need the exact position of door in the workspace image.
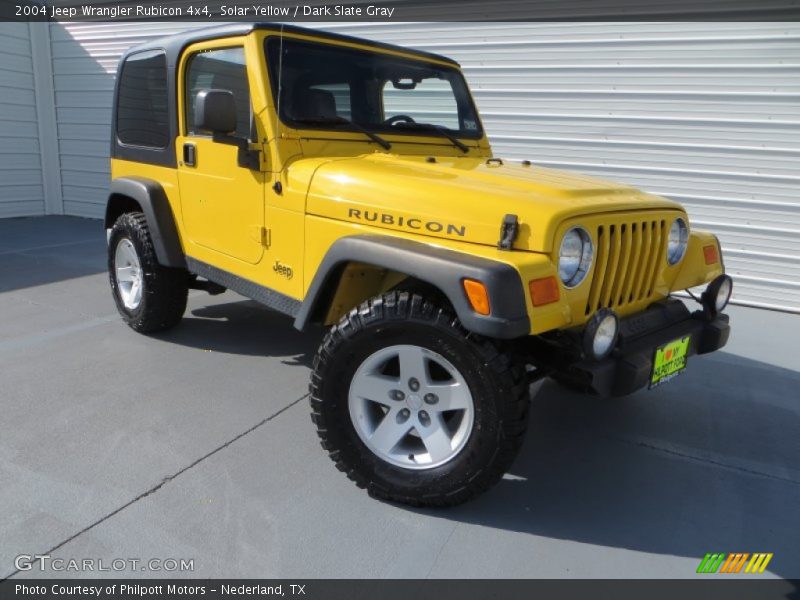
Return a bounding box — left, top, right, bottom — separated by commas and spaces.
177, 42, 265, 265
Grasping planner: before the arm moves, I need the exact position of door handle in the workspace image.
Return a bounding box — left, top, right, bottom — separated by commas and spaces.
183, 143, 196, 167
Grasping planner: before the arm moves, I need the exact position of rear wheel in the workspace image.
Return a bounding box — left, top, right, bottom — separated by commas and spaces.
108, 212, 188, 333
310, 291, 530, 507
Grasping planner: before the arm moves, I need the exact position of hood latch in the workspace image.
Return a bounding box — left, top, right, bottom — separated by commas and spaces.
498, 214, 519, 251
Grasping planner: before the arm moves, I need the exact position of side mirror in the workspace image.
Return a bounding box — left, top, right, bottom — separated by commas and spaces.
194, 89, 237, 134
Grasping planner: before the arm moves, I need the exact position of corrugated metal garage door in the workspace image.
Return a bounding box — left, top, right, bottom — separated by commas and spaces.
48, 22, 190, 218
50, 21, 800, 312
0, 23, 44, 218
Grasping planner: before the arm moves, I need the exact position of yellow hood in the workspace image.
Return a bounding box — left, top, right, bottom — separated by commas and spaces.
304, 154, 684, 252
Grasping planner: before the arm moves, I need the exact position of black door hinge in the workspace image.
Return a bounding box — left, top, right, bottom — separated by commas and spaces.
498, 213, 519, 250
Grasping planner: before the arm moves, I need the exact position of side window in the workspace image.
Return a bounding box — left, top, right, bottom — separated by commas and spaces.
116, 50, 169, 148
382, 78, 460, 130
185, 47, 251, 138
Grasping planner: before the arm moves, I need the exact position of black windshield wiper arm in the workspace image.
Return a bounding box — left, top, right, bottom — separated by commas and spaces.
393, 122, 469, 153
292, 117, 391, 150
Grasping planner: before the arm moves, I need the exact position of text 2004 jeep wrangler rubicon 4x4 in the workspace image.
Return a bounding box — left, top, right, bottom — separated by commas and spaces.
106, 24, 732, 506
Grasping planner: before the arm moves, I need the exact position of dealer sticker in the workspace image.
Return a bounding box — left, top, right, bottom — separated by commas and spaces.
650, 335, 691, 389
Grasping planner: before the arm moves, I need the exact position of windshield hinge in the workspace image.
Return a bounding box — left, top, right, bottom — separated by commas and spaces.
238, 146, 261, 170
498, 214, 519, 251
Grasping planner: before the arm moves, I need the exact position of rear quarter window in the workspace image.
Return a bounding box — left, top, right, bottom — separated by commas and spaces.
116, 50, 169, 148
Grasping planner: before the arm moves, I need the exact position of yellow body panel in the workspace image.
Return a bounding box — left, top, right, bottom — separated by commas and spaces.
673, 230, 724, 291
110, 160, 182, 226
111, 27, 725, 334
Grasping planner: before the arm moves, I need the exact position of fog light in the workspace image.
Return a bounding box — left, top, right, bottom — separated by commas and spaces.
583, 308, 619, 360
702, 275, 733, 317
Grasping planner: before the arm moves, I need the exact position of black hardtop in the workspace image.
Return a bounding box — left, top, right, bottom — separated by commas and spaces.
121, 22, 459, 69
110, 23, 458, 169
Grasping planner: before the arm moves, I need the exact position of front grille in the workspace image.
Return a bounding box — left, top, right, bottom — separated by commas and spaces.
585, 218, 668, 315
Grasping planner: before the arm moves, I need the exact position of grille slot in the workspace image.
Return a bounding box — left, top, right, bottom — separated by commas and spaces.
585, 219, 667, 315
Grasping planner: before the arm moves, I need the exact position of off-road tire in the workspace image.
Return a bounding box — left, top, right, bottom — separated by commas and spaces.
108, 212, 188, 333
310, 291, 530, 507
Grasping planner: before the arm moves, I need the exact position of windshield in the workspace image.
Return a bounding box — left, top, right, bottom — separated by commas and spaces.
265, 37, 483, 141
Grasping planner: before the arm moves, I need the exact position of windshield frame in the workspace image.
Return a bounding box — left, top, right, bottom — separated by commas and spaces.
263, 35, 485, 143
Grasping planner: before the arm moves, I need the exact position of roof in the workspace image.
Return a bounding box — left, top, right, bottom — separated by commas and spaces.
123, 23, 460, 68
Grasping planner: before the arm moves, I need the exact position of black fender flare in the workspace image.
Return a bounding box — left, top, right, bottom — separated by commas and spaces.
294, 235, 530, 339
106, 177, 186, 268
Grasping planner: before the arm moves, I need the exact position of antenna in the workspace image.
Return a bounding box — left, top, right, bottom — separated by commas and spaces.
272, 24, 285, 193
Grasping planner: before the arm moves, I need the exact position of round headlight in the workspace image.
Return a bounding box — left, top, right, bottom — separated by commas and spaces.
558, 227, 593, 288
667, 218, 689, 265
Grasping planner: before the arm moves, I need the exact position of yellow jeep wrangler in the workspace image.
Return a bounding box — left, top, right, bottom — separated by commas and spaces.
106, 23, 732, 506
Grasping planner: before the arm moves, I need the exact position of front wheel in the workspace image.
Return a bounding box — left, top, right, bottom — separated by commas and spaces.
310, 291, 530, 507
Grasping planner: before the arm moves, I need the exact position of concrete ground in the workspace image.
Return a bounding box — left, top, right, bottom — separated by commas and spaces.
1, 216, 798, 580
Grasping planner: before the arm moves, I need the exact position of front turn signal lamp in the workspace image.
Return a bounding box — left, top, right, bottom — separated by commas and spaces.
463, 279, 491, 315
703, 244, 719, 265
529, 276, 560, 307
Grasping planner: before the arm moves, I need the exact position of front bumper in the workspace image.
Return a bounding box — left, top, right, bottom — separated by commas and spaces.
552, 299, 730, 396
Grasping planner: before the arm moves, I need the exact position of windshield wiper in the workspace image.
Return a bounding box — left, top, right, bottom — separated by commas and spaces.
292, 116, 391, 151
392, 122, 469, 153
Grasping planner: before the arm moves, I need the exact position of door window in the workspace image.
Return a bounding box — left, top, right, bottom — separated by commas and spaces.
185, 47, 251, 138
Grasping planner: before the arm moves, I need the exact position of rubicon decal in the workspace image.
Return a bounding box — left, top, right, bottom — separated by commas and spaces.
347, 208, 466, 237
696, 552, 774, 574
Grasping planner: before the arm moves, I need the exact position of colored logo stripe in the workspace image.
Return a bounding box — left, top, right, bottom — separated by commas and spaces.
697, 553, 773, 574
720, 553, 749, 573
745, 553, 773, 574
697, 553, 725, 573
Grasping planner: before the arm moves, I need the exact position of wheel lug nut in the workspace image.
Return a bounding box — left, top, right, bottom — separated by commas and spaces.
418, 411, 430, 426
408, 378, 420, 392
397, 409, 410, 423
390, 389, 405, 401
424, 393, 438, 404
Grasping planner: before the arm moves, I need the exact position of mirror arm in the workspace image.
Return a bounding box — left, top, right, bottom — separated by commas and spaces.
212, 133, 261, 170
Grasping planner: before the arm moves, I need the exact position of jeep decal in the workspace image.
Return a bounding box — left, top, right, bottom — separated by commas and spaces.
273, 260, 294, 279
347, 208, 466, 237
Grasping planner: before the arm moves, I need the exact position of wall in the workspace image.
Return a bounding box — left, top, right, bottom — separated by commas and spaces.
0, 23, 45, 217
